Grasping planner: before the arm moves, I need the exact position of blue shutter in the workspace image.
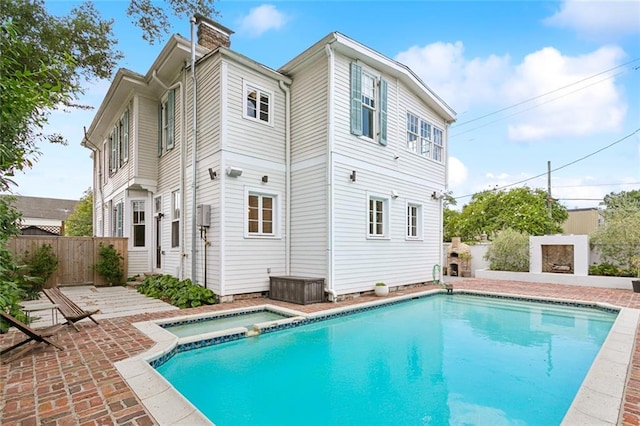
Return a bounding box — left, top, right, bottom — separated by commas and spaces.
122, 109, 129, 162
350, 62, 362, 136
379, 78, 388, 146
167, 89, 175, 150
157, 103, 163, 156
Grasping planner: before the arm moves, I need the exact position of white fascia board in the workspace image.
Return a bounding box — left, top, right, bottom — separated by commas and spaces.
217, 47, 292, 85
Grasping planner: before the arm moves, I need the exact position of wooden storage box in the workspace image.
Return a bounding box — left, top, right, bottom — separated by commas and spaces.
269, 276, 325, 305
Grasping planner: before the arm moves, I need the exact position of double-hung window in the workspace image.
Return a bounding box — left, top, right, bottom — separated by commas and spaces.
171, 190, 180, 248
367, 195, 389, 238
350, 62, 388, 145
119, 110, 129, 166
158, 89, 175, 156
407, 113, 419, 152
406, 203, 423, 240
420, 121, 431, 157
132, 200, 145, 247
244, 82, 272, 125
433, 128, 443, 162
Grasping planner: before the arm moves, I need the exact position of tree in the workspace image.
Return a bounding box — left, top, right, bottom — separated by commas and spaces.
65, 189, 93, 236
591, 191, 640, 274
0, 0, 218, 192
446, 187, 568, 241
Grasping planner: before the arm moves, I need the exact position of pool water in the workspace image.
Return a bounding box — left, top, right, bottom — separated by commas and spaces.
156, 294, 616, 425
163, 310, 288, 337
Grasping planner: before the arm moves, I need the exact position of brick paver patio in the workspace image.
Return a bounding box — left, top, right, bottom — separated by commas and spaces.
2, 278, 640, 425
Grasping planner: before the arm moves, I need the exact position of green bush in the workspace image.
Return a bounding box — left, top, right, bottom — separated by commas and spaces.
93, 243, 124, 285
21, 244, 58, 294
136, 274, 217, 308
589, 262, 637, 277
484, 228, 530, 272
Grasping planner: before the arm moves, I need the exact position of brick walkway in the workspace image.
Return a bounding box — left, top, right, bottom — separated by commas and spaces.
2, 278, 640, 425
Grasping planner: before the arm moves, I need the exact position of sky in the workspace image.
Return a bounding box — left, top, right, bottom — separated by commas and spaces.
9, 0, 640, 210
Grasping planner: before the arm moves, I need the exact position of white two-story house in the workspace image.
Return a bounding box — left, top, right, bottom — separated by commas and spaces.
82, 15, 456, 301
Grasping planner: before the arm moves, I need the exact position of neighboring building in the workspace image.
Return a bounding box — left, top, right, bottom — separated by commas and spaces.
82, 16, 456, 300
3, 195, 78, 235
562, 208, 603, 235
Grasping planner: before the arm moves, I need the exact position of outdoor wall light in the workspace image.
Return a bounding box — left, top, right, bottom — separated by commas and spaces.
262, 175, 269, 183
226, 166, 243, 178
350, 170, 357, 182
208, 168, 217, 180
391, 190, 399, 199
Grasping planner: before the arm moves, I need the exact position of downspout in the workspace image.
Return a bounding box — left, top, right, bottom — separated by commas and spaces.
324, 43, 337, 303
190, 16, 198, 283
151, 71, 186, 278
278, 80, 291, 276
81, 128, 102, 236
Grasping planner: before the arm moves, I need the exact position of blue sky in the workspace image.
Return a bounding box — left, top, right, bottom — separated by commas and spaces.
11, 0, 640, 209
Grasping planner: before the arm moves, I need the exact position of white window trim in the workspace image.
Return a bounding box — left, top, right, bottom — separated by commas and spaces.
405, 200, 424, 241
242, 80, 274, 127
244, 186, 281, 239
358, 65, 382, 143
131, 199, 146, 249
366, 192, 390, 240
405, 110, 445, 164
171, 190, 180, 248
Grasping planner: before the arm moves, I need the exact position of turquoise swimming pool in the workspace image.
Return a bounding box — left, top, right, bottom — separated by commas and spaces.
155, 294, 616, 425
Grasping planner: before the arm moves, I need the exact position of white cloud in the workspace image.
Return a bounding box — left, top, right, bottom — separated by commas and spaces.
504, 46, 627, 141
238, 4, 288, 38
447, 156, 468, 187
396, 42, 627, 142
544, 0, 640, 41
395, 42, 511, 112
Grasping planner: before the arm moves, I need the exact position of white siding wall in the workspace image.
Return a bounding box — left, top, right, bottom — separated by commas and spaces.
136, 95, 162, 182
288, 53, 330, 279
327, 52, 447, 294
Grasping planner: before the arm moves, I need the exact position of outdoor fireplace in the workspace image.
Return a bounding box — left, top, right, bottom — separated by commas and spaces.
447, 237, 471, 277
530, 235, 589, 276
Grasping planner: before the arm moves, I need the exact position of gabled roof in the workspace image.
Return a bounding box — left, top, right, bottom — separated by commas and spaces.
279, 32, 456, 124
4, 196, 78, 221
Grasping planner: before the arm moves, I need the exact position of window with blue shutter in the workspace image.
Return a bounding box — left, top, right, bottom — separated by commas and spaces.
350, 62, 362, 136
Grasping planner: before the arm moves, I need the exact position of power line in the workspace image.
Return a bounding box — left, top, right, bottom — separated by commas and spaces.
450, 70, 626, 139
554, 182, 640, 189
451, 57, 640, 129
453, 128, 640, 200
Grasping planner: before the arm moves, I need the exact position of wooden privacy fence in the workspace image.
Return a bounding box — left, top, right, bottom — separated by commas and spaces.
6, 236, 128, 287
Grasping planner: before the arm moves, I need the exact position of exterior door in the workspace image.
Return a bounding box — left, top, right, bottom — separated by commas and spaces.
155, 215, 162, 269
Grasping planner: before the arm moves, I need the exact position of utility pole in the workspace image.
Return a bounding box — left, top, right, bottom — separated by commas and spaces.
547, 160, 552, 219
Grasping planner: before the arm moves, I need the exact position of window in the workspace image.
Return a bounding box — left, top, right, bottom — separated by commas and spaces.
158, 89, 175, 156
171, 190, 180, 247
406, 203, 422, 240
244, 82, 272, 125
112, 202, 123, 237
405, 112, 444, 163
247, 193, 275, 236
407, 113, 419, 152
433, 128, 443, 162
368, 196, 388, 238
350, 62, 388, 145
132, 200, 145, 247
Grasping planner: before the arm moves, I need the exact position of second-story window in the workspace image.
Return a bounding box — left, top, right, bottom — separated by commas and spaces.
350, 62, 388, 145
406, 111, 444, 163
158, 89, 175, 156
243, 81, 272, 125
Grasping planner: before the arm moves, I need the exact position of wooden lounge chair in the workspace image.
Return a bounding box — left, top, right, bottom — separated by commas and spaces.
43, 288, 100, 331
0, 312, 65, 363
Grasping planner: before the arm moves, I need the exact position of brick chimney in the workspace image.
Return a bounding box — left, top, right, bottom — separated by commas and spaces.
194, 14, 233, 50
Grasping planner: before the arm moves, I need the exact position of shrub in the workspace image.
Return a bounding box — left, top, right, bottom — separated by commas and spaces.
136, 274, 217, 308
93, 243, 124, 285
21, 244, 58, 294
484, 228, 530, 272
589, 262, 637, 277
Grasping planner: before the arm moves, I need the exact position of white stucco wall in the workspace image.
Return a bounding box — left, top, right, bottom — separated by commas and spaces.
530, 235, 589, 276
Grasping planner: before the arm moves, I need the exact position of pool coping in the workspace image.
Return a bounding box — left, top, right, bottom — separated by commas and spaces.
114, 289, 639, 425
